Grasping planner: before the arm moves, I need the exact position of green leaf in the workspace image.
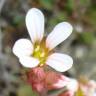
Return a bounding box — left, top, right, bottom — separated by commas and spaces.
40, 0, 54, 10
80, 32, 95, 44
48, 87, 66, 96
67, 0, 75, 10
13, 15, 24, 26
18, 84, 38, 96
79, 0, 90, 6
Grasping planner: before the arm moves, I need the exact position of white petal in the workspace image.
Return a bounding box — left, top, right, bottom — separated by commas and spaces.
46, 22, 73, 50
67, 79, 78, 92
53, 76, 69, 88
46, 53, 73, 72
25, 8, 44, 43
19, 56, 39, 68
53, 79, 68, 88
13, 39, 33, 58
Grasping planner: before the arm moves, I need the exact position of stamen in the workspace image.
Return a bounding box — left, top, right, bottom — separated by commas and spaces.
34, 45, 40, 52
32, 43, 48, 66
40, 52, 45, 58
39, 63, 44, 67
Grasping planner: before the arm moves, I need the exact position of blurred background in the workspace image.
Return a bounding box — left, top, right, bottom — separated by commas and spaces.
0, 0, 96, 96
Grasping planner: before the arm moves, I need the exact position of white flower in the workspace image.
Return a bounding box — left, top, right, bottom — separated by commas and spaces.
66, 78, 78, 92
12, 8, 73, 72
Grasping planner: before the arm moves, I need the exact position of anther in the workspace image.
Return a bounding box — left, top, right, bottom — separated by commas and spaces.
34, 45, 40, 52
40, 52, 45, 57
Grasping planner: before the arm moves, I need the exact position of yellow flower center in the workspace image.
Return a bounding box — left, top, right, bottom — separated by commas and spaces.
32, 40, 49, 67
